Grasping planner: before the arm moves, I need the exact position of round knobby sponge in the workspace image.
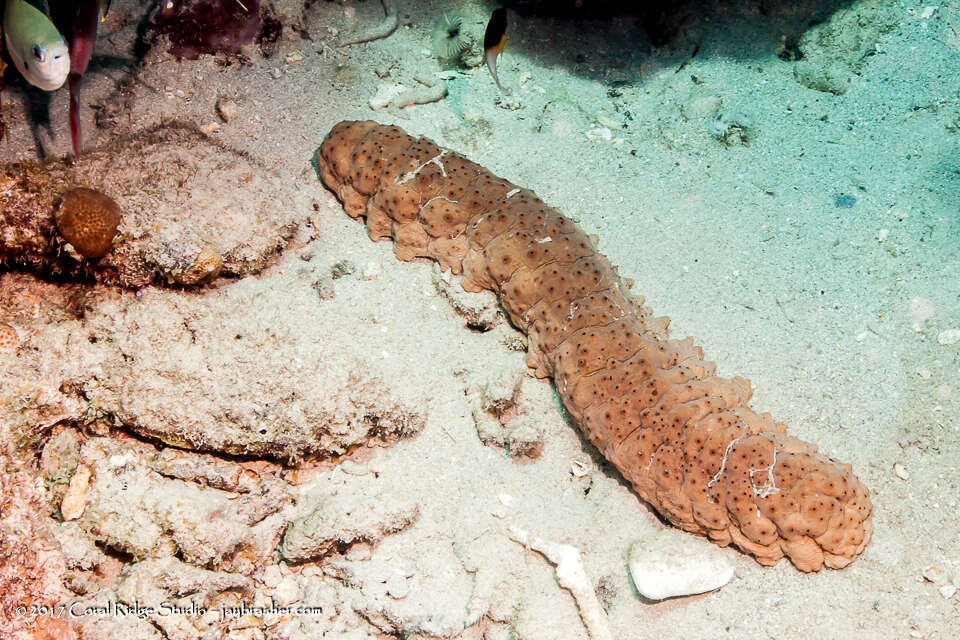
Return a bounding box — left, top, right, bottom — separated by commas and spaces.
55, 188, 122, 258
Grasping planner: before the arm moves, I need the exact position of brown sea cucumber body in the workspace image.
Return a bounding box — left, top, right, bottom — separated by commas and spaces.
316, 120, 873, 571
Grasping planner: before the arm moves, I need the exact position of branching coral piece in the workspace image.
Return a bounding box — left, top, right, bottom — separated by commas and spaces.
509, 526, 613, 640
315, 121, 874, 572
340, 0, 398, 46
388, 74, 448, 116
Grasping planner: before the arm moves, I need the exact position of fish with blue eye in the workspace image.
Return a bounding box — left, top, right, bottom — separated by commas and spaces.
4, 0, 71, 91
1, 0, 108, 154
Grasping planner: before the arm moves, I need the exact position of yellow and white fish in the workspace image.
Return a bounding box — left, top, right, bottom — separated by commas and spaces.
3, 0, 70, 91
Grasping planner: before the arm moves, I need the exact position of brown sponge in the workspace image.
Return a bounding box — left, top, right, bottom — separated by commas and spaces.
316, 121, 873, 571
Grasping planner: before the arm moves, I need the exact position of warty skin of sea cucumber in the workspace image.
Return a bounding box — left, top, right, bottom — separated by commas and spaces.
316, 120, 873, 572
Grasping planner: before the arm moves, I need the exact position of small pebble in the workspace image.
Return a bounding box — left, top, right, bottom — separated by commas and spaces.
270, 68, 282, 79
570, 459, 590, 477
909, 297, 935, 331
261, 565, 283, 588
586, 127, 613, 142
313, 277, 335, 302
834, 194, 856, 209
628, 528, 734, 600
495, 94, 522, 110
893, 462, 910, 480
330, 260, 356, 279
361, 261, 383, 280
922, 566, 944, 583
939, 584, 957, 599
216, 98, 239, 122
339, 460, 369, 476
284, 51, 303, 64
345, 542, 372, 561
272, 577, 301, 607
937, 329, 960, 345
386, 573, 409, 599
61, 465, 92, 521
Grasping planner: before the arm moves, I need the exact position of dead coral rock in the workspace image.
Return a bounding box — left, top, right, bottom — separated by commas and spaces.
95, 341, 425, 461
0, 444, 71, 639
71, 557, 249, 640
323, 543, 474, 637
149, 448, 260, 493
55, 188, 122, 258
473, 375, 547, 458
40, 427, 83, 511
317, 121, 873, 572
2, 272, 426, 464
68, 591, 164, 640
793, 0, 899, 95
115, 555, 251, 612
281, 473, 420, 563
54, 522, 112, 574
0, 122, 307, 288
71, 437, 289, 569
172, 243, 223, 286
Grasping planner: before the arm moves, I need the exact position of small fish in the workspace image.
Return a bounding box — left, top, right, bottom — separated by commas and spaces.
65, 0, 109, 156
483, 7, 509, 94
3, 0, 70, 91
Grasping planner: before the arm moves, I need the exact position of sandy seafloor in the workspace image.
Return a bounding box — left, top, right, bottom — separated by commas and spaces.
1, 0, 958, 639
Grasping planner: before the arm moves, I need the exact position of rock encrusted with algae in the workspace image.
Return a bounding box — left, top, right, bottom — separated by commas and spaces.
0, 122, 308, 287
317, 120, 873, 572
281, 473, 420, 563
60, 436, 289, 569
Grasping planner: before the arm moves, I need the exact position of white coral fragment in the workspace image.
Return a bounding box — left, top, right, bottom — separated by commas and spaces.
628, 528, 734, 600
508, 526, 613, 640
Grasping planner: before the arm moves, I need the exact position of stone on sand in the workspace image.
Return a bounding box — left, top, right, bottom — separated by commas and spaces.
628, 528, 734, 600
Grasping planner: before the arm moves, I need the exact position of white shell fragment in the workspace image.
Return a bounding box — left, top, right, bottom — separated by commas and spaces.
893, 462, 910, 481
628, 528, 734, 600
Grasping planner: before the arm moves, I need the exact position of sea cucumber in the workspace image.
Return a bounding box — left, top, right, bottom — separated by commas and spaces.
315, 120, 873, 571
